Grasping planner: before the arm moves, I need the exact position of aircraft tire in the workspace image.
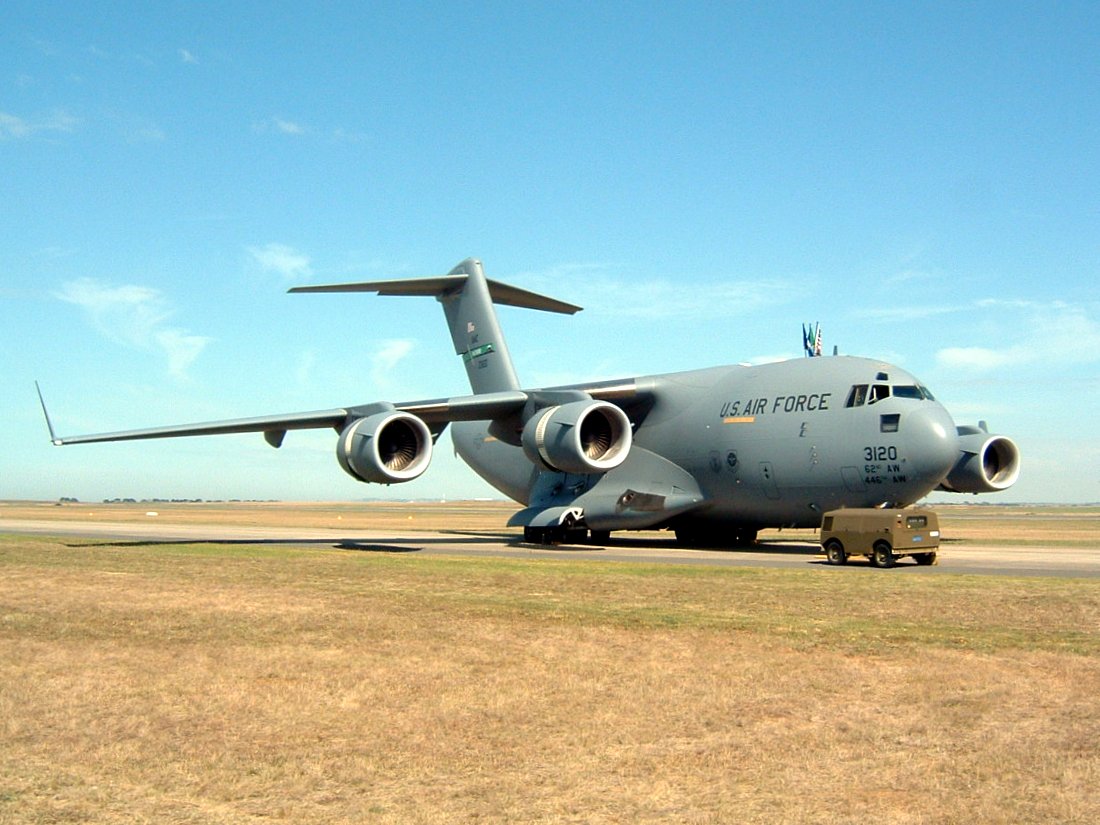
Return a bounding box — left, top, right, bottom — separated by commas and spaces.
674, 527, 703, 547
732, 527, 758, 547
872, 542, 896, 569
674, 527, 756, 549
588, 530, 611, 545
824, 540, 847, 565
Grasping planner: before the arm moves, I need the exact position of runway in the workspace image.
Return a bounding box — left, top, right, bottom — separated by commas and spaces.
3, 516, 1098, 578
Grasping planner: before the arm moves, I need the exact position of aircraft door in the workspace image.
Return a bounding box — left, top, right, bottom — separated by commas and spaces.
758, 461, 780, 500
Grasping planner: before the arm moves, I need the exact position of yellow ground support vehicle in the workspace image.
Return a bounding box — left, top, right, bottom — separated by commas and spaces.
819, 508, 940, 568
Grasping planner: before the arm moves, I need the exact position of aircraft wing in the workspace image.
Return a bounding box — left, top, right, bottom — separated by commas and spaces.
39, 387, 529, 447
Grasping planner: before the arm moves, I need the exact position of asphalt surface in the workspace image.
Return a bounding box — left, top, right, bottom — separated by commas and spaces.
3, 517, 1098, 578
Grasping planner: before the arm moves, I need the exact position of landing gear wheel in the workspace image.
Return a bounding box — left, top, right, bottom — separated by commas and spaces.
871, 542, 896, 569
731, 528, 758, 547
825, 540, 847, 565
674, 528, 702, 547
587, 530, 611, 545
524, 526, 547, 544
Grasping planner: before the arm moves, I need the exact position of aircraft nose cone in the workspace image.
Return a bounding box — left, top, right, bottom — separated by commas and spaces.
906, 404, 959, 488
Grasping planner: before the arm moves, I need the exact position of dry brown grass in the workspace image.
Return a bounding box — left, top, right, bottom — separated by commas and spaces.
931, 504, 1100, 547
2, 528, 1099, 824
0, 500, 520, 534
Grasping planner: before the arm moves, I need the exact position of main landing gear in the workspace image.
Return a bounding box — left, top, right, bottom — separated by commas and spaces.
673, 526, 759, 548
523, 514, 611, 546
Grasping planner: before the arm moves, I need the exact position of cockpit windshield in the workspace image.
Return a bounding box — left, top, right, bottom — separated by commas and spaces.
893, 384, 936, 401
846, 382, 935, 407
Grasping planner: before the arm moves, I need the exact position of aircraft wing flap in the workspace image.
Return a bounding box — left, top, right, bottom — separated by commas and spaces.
48, 409, 352, 446
393, 390, 528, 423
42, 389, 530, 446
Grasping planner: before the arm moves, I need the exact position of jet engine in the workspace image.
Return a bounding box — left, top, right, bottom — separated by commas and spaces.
937, 426, 1021, 494
521, 400, 632, 474
336, 411, 433, 484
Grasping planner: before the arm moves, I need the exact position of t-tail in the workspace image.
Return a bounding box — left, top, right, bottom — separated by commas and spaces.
290, 257, 581, 395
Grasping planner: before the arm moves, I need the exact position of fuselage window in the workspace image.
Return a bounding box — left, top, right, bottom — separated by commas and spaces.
846, 384, 869, 407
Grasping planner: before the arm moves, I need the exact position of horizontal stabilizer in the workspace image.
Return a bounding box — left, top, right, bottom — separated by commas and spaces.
290, 275, 582, 315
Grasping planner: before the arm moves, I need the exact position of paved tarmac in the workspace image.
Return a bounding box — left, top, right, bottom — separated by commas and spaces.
3, 517, 1098, 578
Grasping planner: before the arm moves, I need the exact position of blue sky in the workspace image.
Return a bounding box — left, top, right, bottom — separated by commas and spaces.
3, 1, 1099, 503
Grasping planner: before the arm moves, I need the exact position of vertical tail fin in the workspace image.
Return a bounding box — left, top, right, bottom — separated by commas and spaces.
289, 258, 581, 395
439, 258, 520, 393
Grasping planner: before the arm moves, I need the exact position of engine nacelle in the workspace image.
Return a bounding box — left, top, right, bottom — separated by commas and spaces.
521, 400, 632, 474
336, 412, 433, 484
937, 428, 1021, 493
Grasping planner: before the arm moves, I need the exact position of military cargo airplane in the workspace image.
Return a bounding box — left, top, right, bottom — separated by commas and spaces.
41, 258, 1021, 545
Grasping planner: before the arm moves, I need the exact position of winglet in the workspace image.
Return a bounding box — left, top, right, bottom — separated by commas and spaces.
35, 381, 63, 446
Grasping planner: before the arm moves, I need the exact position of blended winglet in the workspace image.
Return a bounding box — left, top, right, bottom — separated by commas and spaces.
35, 381, 62, 446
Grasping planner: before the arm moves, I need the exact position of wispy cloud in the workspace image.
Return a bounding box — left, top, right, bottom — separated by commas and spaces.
599, 278, 790, 319
863, 304, 965, 323
936, 300, 1100, 372
179, 48, 198, 64
294, 349, 317, 388
371, 339, 415, 388
55, 279, 210, 376
517, 263, 791, 320
0, 109, 78, 140
253, 117, 306, 136
274, 118, 304, 135
247, 243, 313, 282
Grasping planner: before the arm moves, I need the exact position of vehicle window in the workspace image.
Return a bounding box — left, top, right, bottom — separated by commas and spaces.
919, 385, 936, 401
880, 413, 900, 433
845, 384, 868, 407
906, 515, 928, 528
822, 516, 833, 530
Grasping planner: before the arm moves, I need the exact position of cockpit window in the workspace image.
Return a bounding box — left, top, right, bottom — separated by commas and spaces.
893, 385, 923, 400
893, 384, 937, 401
869, 384, 890, 404
845, 384, 868, 408
848, 381, 936, 408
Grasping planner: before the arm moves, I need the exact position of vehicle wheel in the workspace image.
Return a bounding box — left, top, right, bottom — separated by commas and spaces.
824, 540, 847, 565
524, 526, 546, 544
588, 530, 611, 545
914, 551, 937, 566
872, 541, 896, 569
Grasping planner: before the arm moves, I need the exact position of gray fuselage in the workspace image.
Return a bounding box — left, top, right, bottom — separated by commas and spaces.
453, 355, 959, 530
